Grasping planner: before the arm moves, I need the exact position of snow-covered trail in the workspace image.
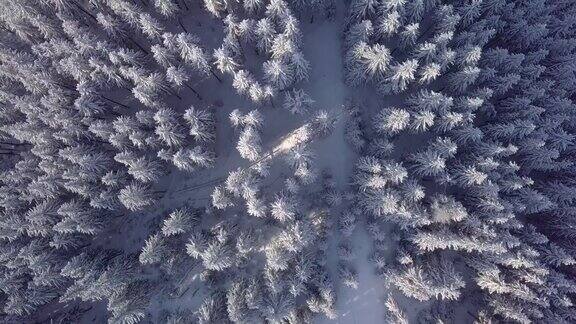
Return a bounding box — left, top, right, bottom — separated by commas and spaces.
302, 17, 352, 187
319, 223, 387, 324
299, 9, 387, 324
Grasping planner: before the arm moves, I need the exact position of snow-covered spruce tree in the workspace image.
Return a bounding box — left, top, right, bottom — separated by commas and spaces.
383, 294, 408, 324
162, 206, 199, 236
230, 108, 265, 162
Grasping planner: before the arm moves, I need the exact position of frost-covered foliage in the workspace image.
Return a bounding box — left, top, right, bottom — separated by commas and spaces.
1, 0, 576, 323
213, 0, 311, 104
346, 0, 576, 322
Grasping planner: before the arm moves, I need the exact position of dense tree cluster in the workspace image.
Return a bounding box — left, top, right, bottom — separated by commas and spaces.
0, 0, 218, 320
1, 0, 576, 323
347, 0, 576, 322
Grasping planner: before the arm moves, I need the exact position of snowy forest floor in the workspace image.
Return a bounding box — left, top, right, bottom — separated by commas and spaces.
300, 13, 387, 324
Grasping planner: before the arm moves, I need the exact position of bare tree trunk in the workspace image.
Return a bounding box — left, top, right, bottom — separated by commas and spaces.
102, 95, 133, 110
72, 1, 97, 22
180, 0, 190, 11
168, 89, 182, 100
210, 69, 223, 83
185, 83, 203, 100
125, 36, 149, 55
178, 18, 188, 33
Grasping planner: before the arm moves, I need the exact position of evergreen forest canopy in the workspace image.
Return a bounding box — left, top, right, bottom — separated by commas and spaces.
0, 0, 576, 323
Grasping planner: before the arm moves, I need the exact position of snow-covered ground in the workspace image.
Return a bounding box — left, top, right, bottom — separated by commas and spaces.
301, 12, 352, 187
297, 9, 390, 324
317, 225, 387, 324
